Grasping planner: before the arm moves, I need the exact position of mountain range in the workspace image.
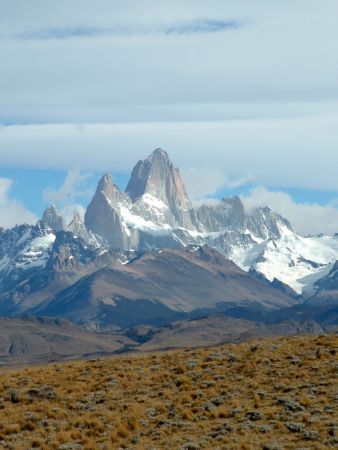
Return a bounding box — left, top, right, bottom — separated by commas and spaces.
0, 148, 337, 332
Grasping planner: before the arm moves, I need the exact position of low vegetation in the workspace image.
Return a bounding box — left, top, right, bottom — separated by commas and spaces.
0, 334, 337, 449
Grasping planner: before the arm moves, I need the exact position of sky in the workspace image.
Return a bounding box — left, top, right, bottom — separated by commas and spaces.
0, 0, 338, 235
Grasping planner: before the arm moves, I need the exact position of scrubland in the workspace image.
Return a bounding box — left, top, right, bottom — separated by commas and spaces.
0, 334, 337, 449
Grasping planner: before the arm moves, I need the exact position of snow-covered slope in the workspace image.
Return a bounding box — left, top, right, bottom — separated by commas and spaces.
231, 227, 338, 294
0, 223, 56, 276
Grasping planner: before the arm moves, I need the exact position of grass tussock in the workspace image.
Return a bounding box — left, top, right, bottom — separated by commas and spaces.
0, 334, 337, 449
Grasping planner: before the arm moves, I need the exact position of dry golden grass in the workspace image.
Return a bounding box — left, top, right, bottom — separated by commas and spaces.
0, 334, 337, 449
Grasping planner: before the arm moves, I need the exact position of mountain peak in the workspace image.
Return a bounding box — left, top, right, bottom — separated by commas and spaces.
68, 210, 83, 229
68, 210, 89, 239
85, 173, 126, 247
96, 173, 121, 202
97, 173, 112, 193
126, 148, 174, 201
125, 148, 195, 228
41, 205, 66, 232
44, 204, 57, 214
148, 148, 169, 162
72, 210, 82, 223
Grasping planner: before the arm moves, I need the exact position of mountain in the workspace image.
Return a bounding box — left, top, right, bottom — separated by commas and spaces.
85, 174, 128, 248
85, 149, 294, 257
41, 204, 67, 232
0, 223, 129, 317
31, 246, 296, 329
0, 313, 330, 366
234, 230, 338, 295
138, 316, 324, 351
85, 149, 199, 250
265, 303, 338, 328
305, 260, 338, 305
0, 316, 133, 366
126, 148, 197, 230
68, 211, 90, 240
1, 148, 338, 327
84, 148, 338, 294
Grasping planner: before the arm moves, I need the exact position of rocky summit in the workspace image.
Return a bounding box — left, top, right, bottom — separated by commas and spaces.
84, 148, 293, 254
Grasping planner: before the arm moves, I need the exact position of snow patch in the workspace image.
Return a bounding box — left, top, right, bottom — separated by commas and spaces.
16, 233, 56, 269
141, 193, 168, 210
119, 205, 171, 234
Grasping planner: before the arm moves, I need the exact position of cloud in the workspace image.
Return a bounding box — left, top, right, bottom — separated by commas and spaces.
165, 19, 239, 35
15, 19, 240, 41
43, 169, 91, 204
182, 166, 253, 199
16, 26, 113, 40
241, 186, 338, 236
1, 115, 338, 192
0, 178, 37, 229
43, 170, 94, 222
1, 1, 337, 127
192, 198, 222, 208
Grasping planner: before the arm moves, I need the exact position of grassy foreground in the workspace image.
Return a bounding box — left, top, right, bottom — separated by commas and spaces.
0, 334, 337, 450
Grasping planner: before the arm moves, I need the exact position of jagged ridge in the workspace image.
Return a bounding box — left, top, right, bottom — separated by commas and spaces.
1, 147, 338, 315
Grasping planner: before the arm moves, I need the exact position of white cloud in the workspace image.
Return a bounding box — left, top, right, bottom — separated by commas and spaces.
0, 178, 37, 229
43, 169, 92, 204
182, 167, 228, 199
241, 186, 338, 236
182, 166, 253, 199
43, 169, 93, 223
1, 115, 338, 192
1, 1, 337, 125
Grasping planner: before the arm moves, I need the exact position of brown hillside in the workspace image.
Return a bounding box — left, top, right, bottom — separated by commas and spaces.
0, 334, 336, 449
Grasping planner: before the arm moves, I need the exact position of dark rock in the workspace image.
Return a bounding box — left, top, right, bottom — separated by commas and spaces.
246, 411, 264, 421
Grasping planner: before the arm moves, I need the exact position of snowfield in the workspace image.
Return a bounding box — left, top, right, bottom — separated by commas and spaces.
231, 228, 338, 294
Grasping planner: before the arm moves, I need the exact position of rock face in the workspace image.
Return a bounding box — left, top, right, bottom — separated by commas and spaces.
85, 174, 127, 248
126, 148, 197, 229
41, 205, 66, 232
68, 211, 89, 241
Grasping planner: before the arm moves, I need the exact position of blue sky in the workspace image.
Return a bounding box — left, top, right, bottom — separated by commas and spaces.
0, 168, 129, 218
0, 1, 338, 234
